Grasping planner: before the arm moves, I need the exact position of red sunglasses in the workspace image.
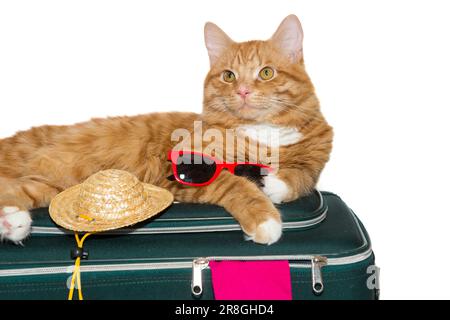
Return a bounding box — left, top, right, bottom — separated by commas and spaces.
167, 150, 273, 187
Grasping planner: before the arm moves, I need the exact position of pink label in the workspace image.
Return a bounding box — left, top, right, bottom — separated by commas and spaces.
209, 260, 292, 300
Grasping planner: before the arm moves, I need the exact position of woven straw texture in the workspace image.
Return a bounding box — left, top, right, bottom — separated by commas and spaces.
49, 169, 173, 232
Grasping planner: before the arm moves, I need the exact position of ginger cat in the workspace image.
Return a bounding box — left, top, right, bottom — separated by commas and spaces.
0, 15, 332, 245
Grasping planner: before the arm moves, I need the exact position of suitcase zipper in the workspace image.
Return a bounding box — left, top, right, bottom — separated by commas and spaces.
192, 258, 210, 296
0, 248, 372, 297
190, 248, 373, 297
311, 256, 327, 295
191, 255, 328, 297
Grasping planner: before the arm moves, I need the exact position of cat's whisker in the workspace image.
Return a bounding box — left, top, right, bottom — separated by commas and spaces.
262, 97, 325, 122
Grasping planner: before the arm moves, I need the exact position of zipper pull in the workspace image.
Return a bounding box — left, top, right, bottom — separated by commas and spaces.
311, 256, 327, 295
191, 258, 209, 297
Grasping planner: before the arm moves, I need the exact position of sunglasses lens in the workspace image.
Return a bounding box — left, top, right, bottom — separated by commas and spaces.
234, 164, 270, 186
234, 165, 270, 178
175, 153, 217, 184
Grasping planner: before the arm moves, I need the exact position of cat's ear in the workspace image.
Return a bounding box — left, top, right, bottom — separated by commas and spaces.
270, 15, 304, 63
204, 22, 234, 66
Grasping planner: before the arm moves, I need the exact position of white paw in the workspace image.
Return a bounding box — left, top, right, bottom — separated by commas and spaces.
0, 206, 32, 244
237, 124, 302, 148
262, 174, 290, 204
245, 218, 282, 245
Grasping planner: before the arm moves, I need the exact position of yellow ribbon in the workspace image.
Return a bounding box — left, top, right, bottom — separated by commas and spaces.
68, 232, 91, 300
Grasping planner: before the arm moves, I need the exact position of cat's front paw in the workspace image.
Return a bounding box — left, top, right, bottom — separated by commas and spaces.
0, 206, 32, 245
262, 174, 290, 204
245, 218, 282, 245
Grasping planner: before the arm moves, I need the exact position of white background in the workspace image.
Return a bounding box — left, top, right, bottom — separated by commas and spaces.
1, 0, 449, 299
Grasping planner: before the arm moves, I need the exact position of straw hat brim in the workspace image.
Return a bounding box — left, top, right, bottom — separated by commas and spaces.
49, 183, 174, 232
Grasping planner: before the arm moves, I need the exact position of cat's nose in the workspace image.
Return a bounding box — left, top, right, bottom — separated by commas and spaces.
237, 87, 251, 99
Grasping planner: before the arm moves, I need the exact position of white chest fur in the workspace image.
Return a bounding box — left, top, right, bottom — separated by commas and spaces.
236, 124, 302, 148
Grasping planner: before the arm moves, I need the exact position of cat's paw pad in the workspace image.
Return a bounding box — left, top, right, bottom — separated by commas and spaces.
246, 218, 282, 245
262, 174, 290, 204
0, 206, 32, 245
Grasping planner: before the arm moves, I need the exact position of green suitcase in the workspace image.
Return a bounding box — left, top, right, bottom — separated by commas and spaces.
0, 191, 378, 300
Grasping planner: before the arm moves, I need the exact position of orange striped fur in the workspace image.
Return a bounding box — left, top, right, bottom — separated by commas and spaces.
0, 15, 332, 244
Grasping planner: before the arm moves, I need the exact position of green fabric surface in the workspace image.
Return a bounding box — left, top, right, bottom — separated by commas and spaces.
0, 192, 377, 300
30, 190, 326, 235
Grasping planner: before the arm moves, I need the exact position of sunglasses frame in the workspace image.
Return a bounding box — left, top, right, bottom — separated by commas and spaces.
167, 150, 273, 187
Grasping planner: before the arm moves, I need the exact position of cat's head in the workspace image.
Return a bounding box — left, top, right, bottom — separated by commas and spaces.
202, 15, 315, 123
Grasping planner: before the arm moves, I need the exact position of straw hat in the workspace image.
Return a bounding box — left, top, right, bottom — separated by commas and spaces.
49, 169, 174, 232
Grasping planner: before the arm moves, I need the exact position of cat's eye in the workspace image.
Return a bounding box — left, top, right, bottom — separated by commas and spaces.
259, 67, 275, 80
222, 70, 236, 83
